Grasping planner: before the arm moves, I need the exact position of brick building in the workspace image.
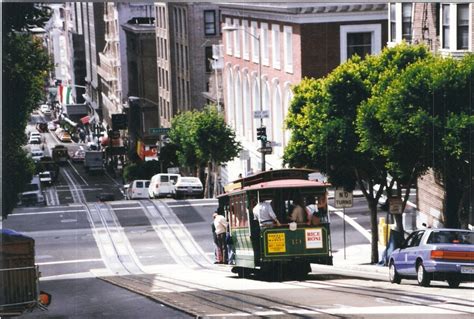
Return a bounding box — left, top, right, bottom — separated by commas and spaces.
389, 2, 473, 228
221, 3, 388, 182
154, 2, 221, 128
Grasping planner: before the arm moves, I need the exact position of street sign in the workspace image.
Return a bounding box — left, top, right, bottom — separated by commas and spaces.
334, 189, 353, 208
253, 110, 269, 119
257, 146, 273, 154
389, 197, 403, 214
270, 141, 281, 147
149, 127, 170, 135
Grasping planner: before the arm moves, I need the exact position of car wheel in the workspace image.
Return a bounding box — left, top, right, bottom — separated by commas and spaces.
416, 262, 431, 287
447, 279, 461, 288
389, 261, 401, 284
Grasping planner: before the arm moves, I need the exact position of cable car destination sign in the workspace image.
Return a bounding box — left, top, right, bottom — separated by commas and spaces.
334, 189, 353, 208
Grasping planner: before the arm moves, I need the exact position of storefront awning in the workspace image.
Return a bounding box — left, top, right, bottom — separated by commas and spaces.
80, 115, 90, 125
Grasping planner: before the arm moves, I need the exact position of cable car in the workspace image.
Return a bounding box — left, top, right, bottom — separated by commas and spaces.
217, 169, 332, 279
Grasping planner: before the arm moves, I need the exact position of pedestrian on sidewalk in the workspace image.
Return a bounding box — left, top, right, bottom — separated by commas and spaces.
213, 212, 228, 264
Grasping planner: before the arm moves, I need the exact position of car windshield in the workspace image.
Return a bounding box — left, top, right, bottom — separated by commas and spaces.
427, 230, 473, 245
40, 172, 50, 178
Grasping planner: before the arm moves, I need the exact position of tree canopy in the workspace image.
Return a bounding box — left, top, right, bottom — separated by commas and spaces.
169, 105, 241, 196
284, 43, 473, 263
2, 3, 51, 218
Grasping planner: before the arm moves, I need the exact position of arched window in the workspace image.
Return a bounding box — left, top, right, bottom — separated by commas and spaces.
226, 67, 235, 128
243, 73, 252, 140
272, 84, 282, 151
252, 75, 260, 142
234, 70, 243, 136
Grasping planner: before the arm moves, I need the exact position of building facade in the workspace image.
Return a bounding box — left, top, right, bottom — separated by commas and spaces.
154, 2, 221, 128
98, 3, 155, 128
221, 3, 388, 182
389, 2, 473, 228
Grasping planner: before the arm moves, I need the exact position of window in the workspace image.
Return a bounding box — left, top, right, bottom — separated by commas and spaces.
251, 21, 259, 63
283, 26, 293, 73
242, 20, 249, 60
233, 19, 240, 57
402, 3, 412, 42
272, 24, 281, 69
204, 10, 216, 35
205, 46, 213, 72
390, 3, 396, 42
340, 24, 381, 62
442, 4, 450, 49
225, 18, 232, 55
457, 4, 469, 50
347, 32, 372, 59
261, 23, 269, 66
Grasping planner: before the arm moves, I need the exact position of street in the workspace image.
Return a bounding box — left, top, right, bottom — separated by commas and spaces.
5, 117, 473, 317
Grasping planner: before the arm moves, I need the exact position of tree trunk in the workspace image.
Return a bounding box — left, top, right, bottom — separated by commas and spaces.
368, 198, 379, 264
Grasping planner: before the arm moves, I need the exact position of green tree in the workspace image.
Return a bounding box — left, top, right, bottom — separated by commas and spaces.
169, 105, 241, 197
2, 3, 51, 218
360, 53, 474, 228
284, 44, 432, 263
193, 106, 241, 197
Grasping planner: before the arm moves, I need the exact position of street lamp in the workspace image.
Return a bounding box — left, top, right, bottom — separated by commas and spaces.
222, 25, 267, 171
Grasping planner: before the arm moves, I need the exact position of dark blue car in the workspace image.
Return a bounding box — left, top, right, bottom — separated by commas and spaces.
388, 228, 473, 287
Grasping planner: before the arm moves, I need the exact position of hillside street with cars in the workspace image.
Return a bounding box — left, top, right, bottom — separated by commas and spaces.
2, 108, 472, 317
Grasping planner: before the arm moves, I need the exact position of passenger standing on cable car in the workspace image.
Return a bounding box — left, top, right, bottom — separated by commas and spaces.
213, 212, 228, 264
289, 196, 308, 224
253, 198, 281, 228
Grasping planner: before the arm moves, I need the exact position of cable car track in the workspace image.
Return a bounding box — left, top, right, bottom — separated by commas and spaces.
138, 199, 214, 270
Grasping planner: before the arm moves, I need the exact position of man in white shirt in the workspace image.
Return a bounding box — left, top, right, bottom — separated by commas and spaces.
213, 212, 228, 263
253, 199, 281, 228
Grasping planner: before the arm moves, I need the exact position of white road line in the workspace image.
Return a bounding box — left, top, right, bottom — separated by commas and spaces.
37, 258, 102, 266
41, 271, 96, 281
12, 209, 85, 216
168, 202, 218, 208
329, 205, 372, 242
104, 170, 121, 186
67, 160, 88, 185
110, 207, 142, 211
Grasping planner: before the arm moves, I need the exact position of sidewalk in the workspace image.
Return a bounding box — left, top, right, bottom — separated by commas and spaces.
331, 243, 389, 276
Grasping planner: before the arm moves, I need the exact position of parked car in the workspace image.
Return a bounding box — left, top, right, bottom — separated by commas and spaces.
36, 122, 48, 133
18, 175, 45, 206
30, 149, 44, 162
47, 121, 57, 131
38, 171, 52, 186
40, 104, 51, 115
126, 180, 150, 199
148, 173, 180, 198
388, 228, 474, 288
174, 176, 203, 199
28, 136, 42, 145
71, 149, 85, 162
29, 131, 41, 139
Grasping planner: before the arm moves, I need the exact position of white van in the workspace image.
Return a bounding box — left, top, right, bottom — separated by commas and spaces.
127, 180, 150, 199
148, 173, 180, 198
18, 175, 46, 206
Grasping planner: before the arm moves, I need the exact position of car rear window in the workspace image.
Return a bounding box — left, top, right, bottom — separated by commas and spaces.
427, 231, 473, 245
136, 181, 143, 188
145, 181, 150, 188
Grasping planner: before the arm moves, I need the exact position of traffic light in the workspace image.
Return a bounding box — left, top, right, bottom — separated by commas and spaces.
256, 126, 267, 142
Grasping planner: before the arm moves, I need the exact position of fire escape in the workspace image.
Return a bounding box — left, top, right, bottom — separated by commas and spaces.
98, 3, 122, 117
